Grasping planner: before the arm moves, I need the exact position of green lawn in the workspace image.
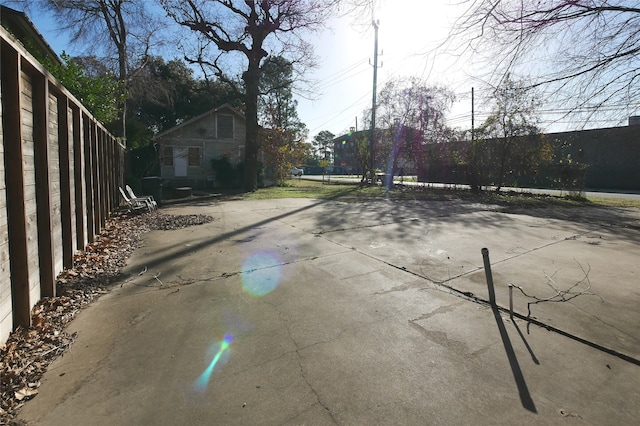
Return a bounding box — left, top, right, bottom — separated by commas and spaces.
237, 179, 640, 209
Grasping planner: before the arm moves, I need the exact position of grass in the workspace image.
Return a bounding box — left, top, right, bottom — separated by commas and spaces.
238, 178, 640, 209
242, 180, 369, 200
585, 196, 640, 208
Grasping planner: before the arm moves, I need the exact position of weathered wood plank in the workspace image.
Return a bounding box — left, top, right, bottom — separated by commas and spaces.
0, 46, 12, 341
66, 104, 77, 259
48, 91, 63, 278
21, 69, 41, 309
2, 43, 31, 331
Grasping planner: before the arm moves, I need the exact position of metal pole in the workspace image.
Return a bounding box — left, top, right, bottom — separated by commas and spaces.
481, 248, 496, 306
370, 20, 379, 181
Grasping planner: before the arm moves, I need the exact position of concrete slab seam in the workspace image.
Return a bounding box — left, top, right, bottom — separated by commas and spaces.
318, 230, 640, 368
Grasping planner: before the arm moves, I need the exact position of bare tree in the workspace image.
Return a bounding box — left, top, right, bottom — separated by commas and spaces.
474, 75, 545, 191
449, 0, 640, 126
161, 0, 338, 192
14, 0, 164, 140
374, 76, 456, 179
376, 77, 455, 142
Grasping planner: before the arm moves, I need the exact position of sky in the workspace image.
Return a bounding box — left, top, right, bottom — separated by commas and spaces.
293, 0, 473, 139
22, 0, 477, 140
19, 0, 634, 140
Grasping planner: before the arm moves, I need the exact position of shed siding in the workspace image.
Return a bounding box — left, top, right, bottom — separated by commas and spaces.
157, 110, 247, 186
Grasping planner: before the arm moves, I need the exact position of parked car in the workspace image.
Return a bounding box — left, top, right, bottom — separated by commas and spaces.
290, 167, 304, 176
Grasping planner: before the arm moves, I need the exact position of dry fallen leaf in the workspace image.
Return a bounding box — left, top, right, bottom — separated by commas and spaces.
14, 388, 38, 401
1, 211, 213, 423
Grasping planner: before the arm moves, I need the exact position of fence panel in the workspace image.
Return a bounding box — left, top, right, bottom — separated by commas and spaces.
0, 26, 125, 343
19, 69, 42, 312
0, 46, 9, 342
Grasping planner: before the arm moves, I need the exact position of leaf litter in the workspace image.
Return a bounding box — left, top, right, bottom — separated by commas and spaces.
0, 211, 213, 424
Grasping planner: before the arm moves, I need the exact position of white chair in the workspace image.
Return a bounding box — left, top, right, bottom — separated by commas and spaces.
126, 185, 157, 210
119, 187, 152, 213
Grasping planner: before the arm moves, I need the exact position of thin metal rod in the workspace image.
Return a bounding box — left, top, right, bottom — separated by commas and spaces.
509, 284, 514, 319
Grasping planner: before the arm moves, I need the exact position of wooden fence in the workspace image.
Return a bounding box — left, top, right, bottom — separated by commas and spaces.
1, 26, 125, 343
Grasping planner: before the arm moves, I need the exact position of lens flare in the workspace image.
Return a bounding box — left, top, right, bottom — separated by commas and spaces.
193, 333, 234, 392
241, 251, 282, 297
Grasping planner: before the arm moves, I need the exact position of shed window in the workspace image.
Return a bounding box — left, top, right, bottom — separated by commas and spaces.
163, 146, 173, 166
188, 147, 201, 166
217, 114, 234, 139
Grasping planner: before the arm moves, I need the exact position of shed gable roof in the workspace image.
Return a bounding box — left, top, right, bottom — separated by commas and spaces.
153, 103, 245, 140
0, 5, 62, 66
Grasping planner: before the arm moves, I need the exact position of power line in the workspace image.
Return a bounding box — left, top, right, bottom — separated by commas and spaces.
307, 90, 372, 132
313, 57, 370, 92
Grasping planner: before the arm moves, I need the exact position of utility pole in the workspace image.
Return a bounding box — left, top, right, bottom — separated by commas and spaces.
471, 87, 475, 143
370, 19, 380, 181
470, 86, 477, 191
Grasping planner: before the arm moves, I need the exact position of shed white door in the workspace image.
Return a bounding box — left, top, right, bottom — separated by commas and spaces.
174, 147, 188, 177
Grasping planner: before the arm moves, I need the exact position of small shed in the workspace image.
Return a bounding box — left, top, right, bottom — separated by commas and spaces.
153, 104, 246, 188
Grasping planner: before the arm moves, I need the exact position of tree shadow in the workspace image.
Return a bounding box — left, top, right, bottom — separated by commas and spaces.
492, 306, 537, 413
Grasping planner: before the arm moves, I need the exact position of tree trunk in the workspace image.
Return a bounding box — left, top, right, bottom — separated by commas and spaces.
242, 63, 261, 192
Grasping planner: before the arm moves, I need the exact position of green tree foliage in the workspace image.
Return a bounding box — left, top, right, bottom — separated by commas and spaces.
258, 56, 310, 183
312, 130, 335, 162
210, 157, 245, 188
162, 0, 335, 191
46, 53, 126, 124
128, 56, 241, 135
18, 0, 166, 139
260, 57, 302, 129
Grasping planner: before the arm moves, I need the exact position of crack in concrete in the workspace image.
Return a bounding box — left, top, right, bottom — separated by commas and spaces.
279, 315, 339, 425
316, 229, 640, 367
568, 300, 640, 344
155, 252, 353, 293
296, 313, 397, 352
294, 350, 339, 425
259, 292, 402, 425
281, 402, 332, 425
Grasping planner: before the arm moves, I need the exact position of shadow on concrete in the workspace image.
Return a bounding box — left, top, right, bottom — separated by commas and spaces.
512, 319, 540, 365
504, 204, 640, 243
493, 307, 537, 413
140, 194, 640, 368
132, 191, 360, 273
312, 198, 513, 241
